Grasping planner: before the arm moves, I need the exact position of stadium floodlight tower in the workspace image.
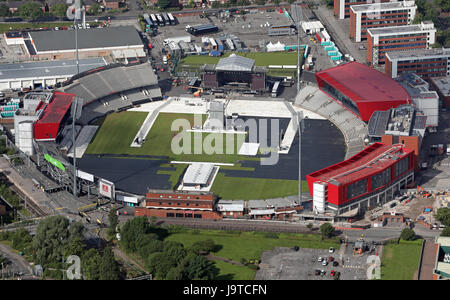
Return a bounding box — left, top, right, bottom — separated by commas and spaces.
290, 2, 303, 92
295, 111, 304, 205
66, 0, 85, 75
71, 97, 83, 199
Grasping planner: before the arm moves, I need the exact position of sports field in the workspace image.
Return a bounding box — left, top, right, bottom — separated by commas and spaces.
177, 51, 303, 77
380, 239, 423, 280
85, 111, 303, 199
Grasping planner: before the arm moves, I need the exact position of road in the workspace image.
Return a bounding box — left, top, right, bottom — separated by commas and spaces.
0, 242, 34, 279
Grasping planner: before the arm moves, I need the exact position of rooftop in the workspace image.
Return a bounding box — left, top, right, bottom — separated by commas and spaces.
215, 54, 255, 72
315, 61, 411, 103
0, 58, 106, 81
385, 48, 450, 60
35, 91, 75, 125
29, 26, 143, 53
367, 23, 435, 36
430, 76, 450, 97
183, 163, 215, 186
368, 105, 419, 137
307, 143, 413, 185
351, 1, 416, 12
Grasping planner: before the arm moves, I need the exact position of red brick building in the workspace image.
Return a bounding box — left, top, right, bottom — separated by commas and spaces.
349, 1, 417, 42
134, 190, 221, 219
366, 22, 436, 66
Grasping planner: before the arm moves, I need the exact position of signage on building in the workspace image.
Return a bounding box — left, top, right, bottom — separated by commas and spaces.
44, 154, 66, 171
99, 179, 114, 199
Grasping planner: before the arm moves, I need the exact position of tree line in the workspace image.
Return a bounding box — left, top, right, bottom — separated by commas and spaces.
118, 216, 220, 280
0, 215, 120, 280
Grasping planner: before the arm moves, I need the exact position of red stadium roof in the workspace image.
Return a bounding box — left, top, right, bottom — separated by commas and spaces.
315, 62, 411, 121
34, 91, 75, 140
307, 143, 413, 185
35, 91, 75, 124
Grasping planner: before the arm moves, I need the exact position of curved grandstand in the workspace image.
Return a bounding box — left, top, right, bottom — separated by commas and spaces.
295, 84, 368, 159
59, 63, 162, 125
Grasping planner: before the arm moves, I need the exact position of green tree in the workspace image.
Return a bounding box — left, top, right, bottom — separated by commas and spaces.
62, 237, 86, 258
107, 208, 119, 238
120, 216, 150, 252
82, 248, 102, 280
306, 223, 313, 231
87, 2, 101, 15
400, 228, 416, 241
189, 239, 216, 254
181, 253, 219, 280
0, 254, 8, 269
0, 4, 11, 17
441, 227, 450, 237
157, 0, 171, 9
320, 223, 335, 239
436, 208, 450, 227
257, 0, 266, 5
99, 246, 120, 280
32, 216, 85, 267
18, 2, 44, 20
51, 3, 67, 17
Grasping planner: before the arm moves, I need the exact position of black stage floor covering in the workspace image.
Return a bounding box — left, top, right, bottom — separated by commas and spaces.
77, 117, 346, 195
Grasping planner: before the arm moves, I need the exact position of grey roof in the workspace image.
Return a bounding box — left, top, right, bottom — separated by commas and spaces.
0, 58, 106, 81
183, 163, 214, 185
351, 1, 416, 12
368, 110, 390, 137
367, 25, 431, 36
215, 54, 254, 72
386, 48, 450, 60
430, 77, 450, 96
29, 26, 143, 53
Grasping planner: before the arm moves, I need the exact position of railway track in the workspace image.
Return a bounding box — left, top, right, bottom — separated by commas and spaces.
8, 185, 49, 218
158, 218, 316, 234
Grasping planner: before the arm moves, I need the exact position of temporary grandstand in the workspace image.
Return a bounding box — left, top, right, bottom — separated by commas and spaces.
295, 84, 368, 159
59, 63, 162, 125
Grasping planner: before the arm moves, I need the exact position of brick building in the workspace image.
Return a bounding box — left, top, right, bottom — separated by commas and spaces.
134, 190, 221, 220
385, 48, 450, 79
430, 76, 450, 108
367, 22, 436, 66
334, 0, 393, 20
349, 1, 416, 42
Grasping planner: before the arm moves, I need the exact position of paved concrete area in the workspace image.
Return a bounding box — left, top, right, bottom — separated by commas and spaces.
256, 244, 373, 280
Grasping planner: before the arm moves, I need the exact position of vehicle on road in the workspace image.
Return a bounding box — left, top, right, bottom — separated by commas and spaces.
322, 260, 328, 266
329, 247, 334, 253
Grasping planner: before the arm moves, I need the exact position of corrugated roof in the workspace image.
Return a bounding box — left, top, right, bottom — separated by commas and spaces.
183, 163, 214, 185
215, 54, 255, 72
0, 58, 106, 81
29, 26, 143, 53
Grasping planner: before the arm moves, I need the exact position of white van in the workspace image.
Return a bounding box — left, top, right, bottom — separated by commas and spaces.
447, 144, 450, 155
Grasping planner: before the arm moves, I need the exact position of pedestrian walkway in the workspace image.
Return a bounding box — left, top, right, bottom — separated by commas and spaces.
418, 239, 437, 280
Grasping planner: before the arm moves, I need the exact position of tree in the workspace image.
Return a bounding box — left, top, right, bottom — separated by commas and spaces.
0, 4, 11, 17
189, 239, 216, 254
120, 216, 151, 252
18, 2, 44, 20
99, 246, 120, 280
436, 208, 450, 227
306, 223, 313, 231
273, 0, 281, 6
181, 253, 219, 280
32, 216, 85, 267
107, 208, 119, 238
87, 2, 101, 15
157, 0, 171, 9
400, 228, 416, 241
320, 223, 335, 239
51, 3, 67, 17
256, 0, 266, 5
82, 248, 102, 280
441, 227, 450, 237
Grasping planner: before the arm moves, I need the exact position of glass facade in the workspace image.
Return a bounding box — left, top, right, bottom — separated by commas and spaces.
319, 80, 361, 116
395, 157, 409, 177
346, 178, 368, 200
371, 168, 391, 190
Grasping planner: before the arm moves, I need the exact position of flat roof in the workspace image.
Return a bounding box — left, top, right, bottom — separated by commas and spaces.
0, 58, 106, 81
35, 91, 75, 125
308, 143, 413, 185
430, 76, 450, 97
351, 1, 416, 12
386, 48, 450, 60
29, 26, 143, 53
367, 24, 433, 36
315, 61, 410, 103
215, 54, 255, 72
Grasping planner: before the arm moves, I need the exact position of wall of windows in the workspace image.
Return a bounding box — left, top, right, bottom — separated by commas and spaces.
346, 178, 368, 200
371, 168, 391, 190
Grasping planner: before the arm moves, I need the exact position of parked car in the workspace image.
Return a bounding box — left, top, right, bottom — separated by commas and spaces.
314, 269, 320, 276
330, 270, 335, 277
320, 270, 326, 276
328, 256, 334, 262
329, 247, 335, 253
332, 261, 339, 267
317, 257, 323, 262
322, 260, 328, 266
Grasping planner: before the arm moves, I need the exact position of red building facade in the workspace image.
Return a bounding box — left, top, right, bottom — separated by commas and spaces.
307, 143, 415, 215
